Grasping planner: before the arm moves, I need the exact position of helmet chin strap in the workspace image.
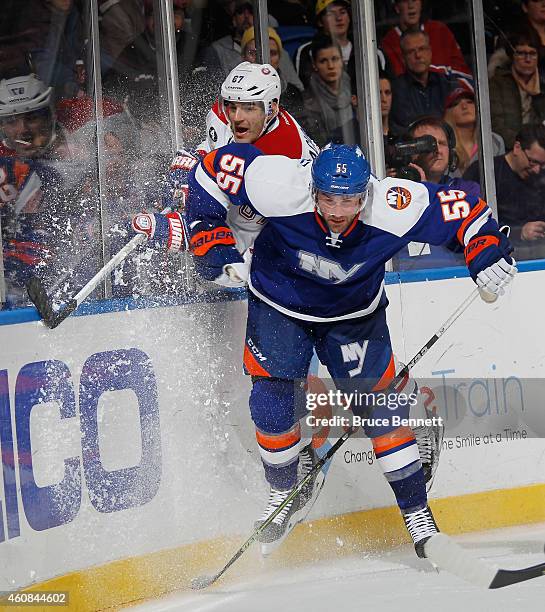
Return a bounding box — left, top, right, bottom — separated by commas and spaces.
258, 102, 279, 138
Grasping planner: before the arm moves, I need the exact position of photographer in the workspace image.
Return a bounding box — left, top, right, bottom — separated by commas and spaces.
405, 115, 480, 197
392, 116, 481, 268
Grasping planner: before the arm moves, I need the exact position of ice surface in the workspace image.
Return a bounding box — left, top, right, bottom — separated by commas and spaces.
132, 522, 545, 612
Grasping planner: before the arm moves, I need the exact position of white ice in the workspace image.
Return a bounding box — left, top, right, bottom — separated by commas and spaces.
132, 522, 545, 612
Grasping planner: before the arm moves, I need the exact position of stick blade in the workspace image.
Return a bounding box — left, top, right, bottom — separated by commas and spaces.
26, 276, 57, 327
489, 562, 545, 589
190, 574, 217, 590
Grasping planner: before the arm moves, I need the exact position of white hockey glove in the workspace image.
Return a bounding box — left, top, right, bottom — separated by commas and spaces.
216, 248, 252, 288
465, 230, 517, 301
476, 257, 517, 297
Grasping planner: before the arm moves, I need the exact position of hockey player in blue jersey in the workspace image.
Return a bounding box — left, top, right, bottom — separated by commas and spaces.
137, 142, 517, 555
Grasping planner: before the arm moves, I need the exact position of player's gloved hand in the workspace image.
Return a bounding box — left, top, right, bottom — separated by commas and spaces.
465, 230, 517, 298
130, 211, 187, 253
161, 149, 201, 211
223, 248, 252, 285
190, 220, 246, 287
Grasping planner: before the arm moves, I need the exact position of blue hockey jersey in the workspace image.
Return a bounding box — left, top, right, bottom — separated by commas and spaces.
186, 143, 497, 322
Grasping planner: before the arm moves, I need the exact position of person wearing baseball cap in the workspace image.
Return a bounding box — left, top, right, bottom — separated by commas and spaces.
295, 1, 353, 89
444, 86, 505, 176
240, 26, 304, 119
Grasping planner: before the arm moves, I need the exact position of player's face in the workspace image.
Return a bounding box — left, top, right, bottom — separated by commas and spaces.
395, 0, 422, 29
412, 124, 450, 180
317, 191, 362, 233
320, 4, 350, 38
225, 101, 267, 143
0, 109, 53, 158
313, 47, 343, 86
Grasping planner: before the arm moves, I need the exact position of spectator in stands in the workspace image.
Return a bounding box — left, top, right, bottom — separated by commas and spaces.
300, 35, 356, 146
444, 87, 505, 176
295, 0, 352, 87
390, 30, 457, 129
381, 0, 472, 82
241, 27, 304, 119
488, 1, 545, 84
489, 29, 545, 151
99, 0, 145, 71
103, 0, 199, 106
379, 74, 403, 138
380, 75, 393, 136
0, 1, 85, 96
202, 0, 254, 78
465, 123, 545, 245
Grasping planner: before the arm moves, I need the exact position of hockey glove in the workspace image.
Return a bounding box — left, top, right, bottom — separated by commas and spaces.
130, 211, 187, 253
161, 149, 201, 211
190, 221, 246, 287
465, 230, 517, 297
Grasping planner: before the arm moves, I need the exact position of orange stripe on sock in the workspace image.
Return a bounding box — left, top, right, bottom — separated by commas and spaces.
372, 426, 415, 455
456, 198, 487, 244
256, 424, 301, 450
243, 345, 271, 377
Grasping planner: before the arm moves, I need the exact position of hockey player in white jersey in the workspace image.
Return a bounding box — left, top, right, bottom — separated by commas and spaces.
180, 142, 516, 555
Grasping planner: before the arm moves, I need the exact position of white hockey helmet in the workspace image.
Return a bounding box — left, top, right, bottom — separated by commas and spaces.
0, 73, 52, 118
220, 62, 281, 131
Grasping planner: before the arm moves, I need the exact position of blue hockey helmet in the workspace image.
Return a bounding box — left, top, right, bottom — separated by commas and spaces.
311, 143, 371, 196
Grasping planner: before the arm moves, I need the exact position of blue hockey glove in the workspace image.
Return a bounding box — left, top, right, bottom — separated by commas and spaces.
130, 211, 187, 253
465, 230, 517, 297
189, 220, 246, 287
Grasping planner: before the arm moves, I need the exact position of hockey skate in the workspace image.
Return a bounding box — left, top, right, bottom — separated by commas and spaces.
298, 443, 326, 519
255, 486, 304, 556
414, 420, 444, 492
402, 504, 440, 558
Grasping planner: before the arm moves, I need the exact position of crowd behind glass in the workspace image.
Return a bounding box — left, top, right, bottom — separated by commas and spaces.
1, 0, 544, 309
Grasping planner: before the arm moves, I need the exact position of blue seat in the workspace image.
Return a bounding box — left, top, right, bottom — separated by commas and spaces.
276, 26, 317, 62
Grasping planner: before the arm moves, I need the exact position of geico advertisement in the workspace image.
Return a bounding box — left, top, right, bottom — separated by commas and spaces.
0, 347, 161, 543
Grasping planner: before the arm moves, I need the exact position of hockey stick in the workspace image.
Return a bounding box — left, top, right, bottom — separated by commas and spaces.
424, 533, 545, 589
191, 285, 482, 590
26, 207, 186, 329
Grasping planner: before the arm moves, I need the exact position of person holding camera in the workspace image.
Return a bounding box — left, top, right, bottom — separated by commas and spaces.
405, 115, 480, 196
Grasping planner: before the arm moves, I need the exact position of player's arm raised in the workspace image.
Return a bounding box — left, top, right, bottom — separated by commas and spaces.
409, 185, 517, 299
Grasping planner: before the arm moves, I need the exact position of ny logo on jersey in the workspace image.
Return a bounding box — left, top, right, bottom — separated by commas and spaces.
298, 251, 363, 284
341, 341, 369, 377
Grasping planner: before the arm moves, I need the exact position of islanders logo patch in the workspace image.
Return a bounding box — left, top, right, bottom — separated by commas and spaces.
386, 186, 412, 210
